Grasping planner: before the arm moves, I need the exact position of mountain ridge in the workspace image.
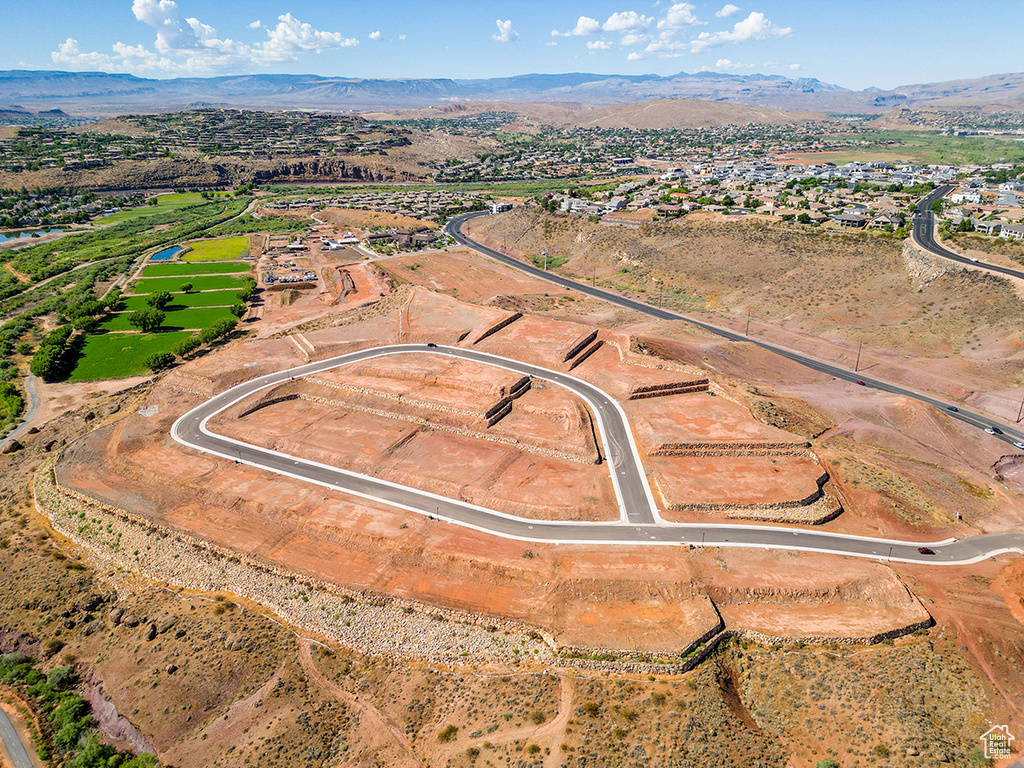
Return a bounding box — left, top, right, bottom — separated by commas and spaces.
1, 69, 1022, 116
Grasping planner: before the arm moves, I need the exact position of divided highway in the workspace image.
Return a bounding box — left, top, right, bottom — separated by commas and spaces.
445, 212, 1024, 449
172, 344, 1024, 565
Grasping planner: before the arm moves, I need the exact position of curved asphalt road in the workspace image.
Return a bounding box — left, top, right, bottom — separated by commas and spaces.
445, 212, 1024, 450
172, 344, 1024, 564
913, 185, 1024, 281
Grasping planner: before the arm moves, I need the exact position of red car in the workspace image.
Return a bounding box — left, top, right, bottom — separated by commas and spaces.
856, 380, 865, 386
917, 547, 935, 555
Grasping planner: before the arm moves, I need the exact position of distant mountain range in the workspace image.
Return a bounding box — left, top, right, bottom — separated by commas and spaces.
1, 69, 1023, 116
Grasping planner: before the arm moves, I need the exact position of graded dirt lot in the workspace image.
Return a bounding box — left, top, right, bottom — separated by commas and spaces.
47, 281, 961, 665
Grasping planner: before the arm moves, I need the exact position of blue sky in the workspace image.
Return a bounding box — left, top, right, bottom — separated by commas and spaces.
3, 0, 1023, 90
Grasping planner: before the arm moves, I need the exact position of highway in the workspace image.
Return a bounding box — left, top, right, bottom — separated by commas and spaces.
172, 344, 1024, 565
445, 212, 1024, 449
913, 185, 1024, 281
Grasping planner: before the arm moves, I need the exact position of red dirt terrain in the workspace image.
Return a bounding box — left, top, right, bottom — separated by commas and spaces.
51, 285, 950, 661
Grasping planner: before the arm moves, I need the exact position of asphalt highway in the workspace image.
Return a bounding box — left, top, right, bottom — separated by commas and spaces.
172, 344, 1024, 564
445, 212, 1024, 450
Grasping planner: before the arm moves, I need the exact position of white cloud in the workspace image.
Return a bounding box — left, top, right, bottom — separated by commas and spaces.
619, 32, 652, 46
52, 36, 179, 74
260, 13, 358, 61
545, 41, 558, 46
399, 34, 407, 40
369, 30, 382, 41
704, 57, 754, 71
586, 40, 612, 50
603, 11, 652, 33
492, 19, 519, 43
642, 39, 687, 57
52, 4, 359, 75
627, 51, 645, 61
690, 11, 792, 53
552, 15, 601, 37
657, 3, 701, 32
716, 4, 741, 18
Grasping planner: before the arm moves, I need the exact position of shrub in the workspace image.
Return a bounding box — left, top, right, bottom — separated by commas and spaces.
47, 666, 78, 690
438, 725, 458, 743
530, 710, 546, 725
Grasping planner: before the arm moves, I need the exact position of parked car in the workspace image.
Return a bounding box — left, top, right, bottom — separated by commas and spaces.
917, 547, 935, 555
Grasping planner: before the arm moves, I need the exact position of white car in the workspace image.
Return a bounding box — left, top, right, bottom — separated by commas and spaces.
1014, 441, 1024, 450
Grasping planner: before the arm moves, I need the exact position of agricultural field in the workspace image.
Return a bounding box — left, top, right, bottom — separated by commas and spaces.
99, 305, 235, 332
67, 330, 195, 381
96, 192, 226, 224
183, 235, 250, 261
117, 289, 244, 312
131, 274, 249, 294
141, 261, 251, 277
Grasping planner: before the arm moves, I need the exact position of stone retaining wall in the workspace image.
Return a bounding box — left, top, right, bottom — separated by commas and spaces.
563, 330, 598, 362
568, 340, 603, 371
474, 312, 523, 345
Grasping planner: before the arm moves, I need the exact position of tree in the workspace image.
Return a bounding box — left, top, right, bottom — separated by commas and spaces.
931, 200, 943, 214
198, 318, 237, 345
146, 290, 173, 310
230, 303, 247, 319
30, 345, 64, 381
144, 352, 175, 372
172, 336, 201, 358
179, 282, 193, 293
128, 309, 165, 333
235, 278, 257, 301
797, 213, 811, 224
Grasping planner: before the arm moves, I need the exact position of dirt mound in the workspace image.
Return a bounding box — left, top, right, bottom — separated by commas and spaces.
994, 454, 1024, 488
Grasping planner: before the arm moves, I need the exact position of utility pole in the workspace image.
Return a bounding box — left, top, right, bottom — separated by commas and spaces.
745, 311, 751, 337
592, 265, 596, 286
1018, 394, 1024, 424
855, 341, 863, 372
544, 252, 548, 271
659, 282, 664, 308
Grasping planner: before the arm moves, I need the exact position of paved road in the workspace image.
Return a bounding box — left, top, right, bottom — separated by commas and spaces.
172, 343, 1024, 564
5, 372, 39, 443
0, 707, 34, 768
445, 212, 1024, 449
913, 185, 1024, 281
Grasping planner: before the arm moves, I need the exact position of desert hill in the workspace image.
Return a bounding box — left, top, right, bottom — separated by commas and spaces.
362, 98, 823, 130
564, 98, 823, 129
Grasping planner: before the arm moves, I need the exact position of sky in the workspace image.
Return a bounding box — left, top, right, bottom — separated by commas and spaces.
2, 0, 1023, 90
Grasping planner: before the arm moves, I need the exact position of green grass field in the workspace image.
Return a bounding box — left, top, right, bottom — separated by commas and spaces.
96, 193, 212, 224
141, 261, 251, 278
117, 290, 242, 312
182, 236, 250, 261
131, 275, 248, 295
68, 331, 196, 381
100, 305, 235, 332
